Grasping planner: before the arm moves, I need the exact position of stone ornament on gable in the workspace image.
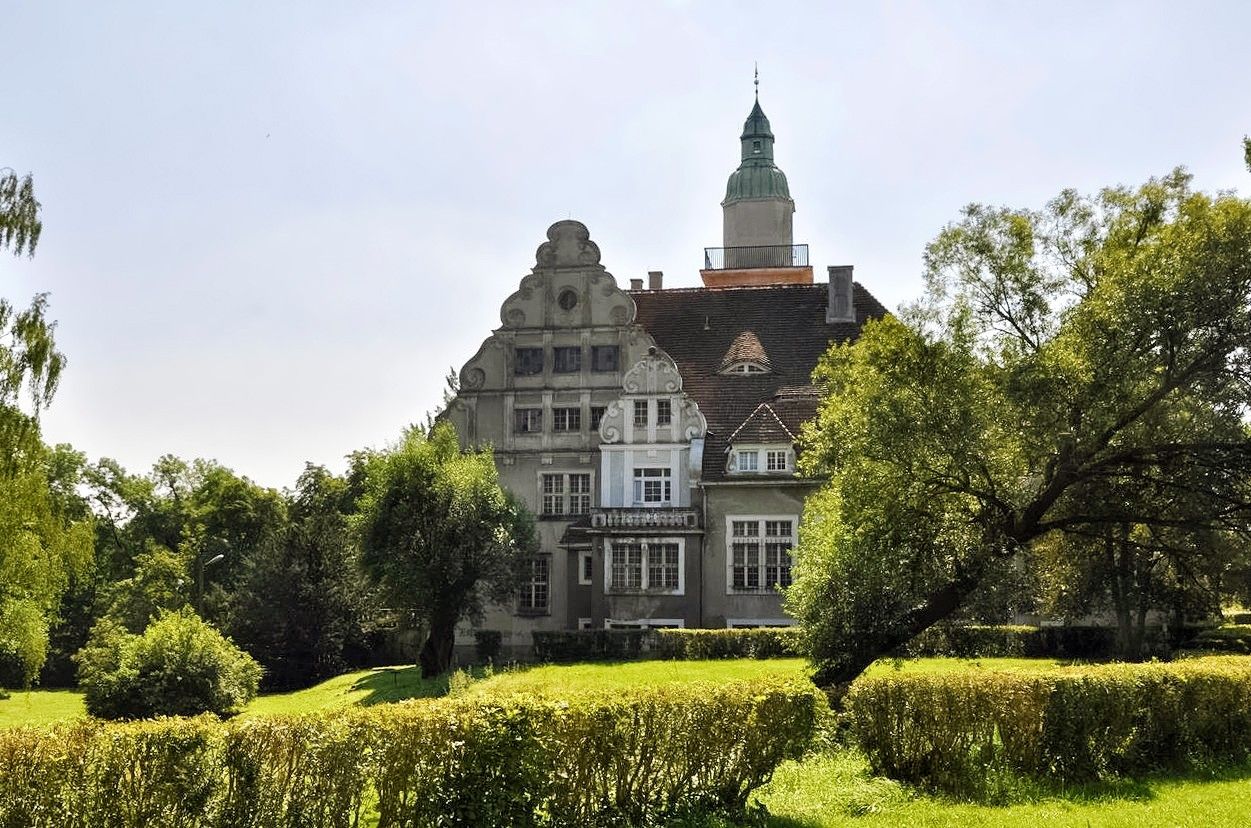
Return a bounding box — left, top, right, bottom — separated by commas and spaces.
622, 347, 683, 394
535, 220, 601, 268
599, 400, 625, 444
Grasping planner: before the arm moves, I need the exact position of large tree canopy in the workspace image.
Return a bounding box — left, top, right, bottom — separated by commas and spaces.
355, 422, 535, 677
789, 170, 1251, 687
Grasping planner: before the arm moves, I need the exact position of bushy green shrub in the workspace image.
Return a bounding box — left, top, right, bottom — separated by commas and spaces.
846, 656, 1251, 794
1184, 625, 1251, 653
0, 677, 822, 827
76, 609, 262, 720
473, 629, 503, 662
901, 625, 1044, 658
653, 628, 801, 660
532, 629, 651, 662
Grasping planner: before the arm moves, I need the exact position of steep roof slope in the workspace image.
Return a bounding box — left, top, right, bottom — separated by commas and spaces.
630, 282, 888, 480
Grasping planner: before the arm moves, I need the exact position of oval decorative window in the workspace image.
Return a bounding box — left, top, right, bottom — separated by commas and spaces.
558, 289, 579, 311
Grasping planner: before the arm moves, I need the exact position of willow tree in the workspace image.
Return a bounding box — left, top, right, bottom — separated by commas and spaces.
0, 171, 92, 687
355, 423, 535, 677
788, 168, 1251, 688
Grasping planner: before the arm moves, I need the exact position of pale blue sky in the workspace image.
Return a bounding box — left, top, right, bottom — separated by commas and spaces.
4, 1, 1249, 488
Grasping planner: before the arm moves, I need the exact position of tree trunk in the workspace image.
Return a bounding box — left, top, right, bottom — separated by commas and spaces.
1106, 524, 1144, 661
812, 561, 992, 690
418, 615, 457, 678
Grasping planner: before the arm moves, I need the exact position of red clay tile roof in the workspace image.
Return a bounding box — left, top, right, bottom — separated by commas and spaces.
630, 282, 887, 480
719, 330, 772, 372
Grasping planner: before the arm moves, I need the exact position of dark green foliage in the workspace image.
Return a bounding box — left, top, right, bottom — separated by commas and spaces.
0, 677, 822, 827
847, 656, 1251, 794
1184, 625, 1251, 653
229, 465, 375, 690
532, 630, 653, 662
472, 629, 502, 662
355, 423, 536, 678
0, 169, 41, 257
653, 628, 801, 660
76, 609, 261, 720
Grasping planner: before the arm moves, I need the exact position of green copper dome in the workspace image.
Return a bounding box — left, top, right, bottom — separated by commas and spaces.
723, 99, 792, 205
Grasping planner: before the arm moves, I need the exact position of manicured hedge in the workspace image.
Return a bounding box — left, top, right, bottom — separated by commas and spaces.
846, 656, 1251, 794
0, 677, 823, 827
652, 628, 801, 660
532, 630, 652, 662
532, 627, 801, 663
901, 625, 1045, 658
1183, 625, 1251, 654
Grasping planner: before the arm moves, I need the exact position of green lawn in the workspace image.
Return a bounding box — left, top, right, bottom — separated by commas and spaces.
747, 751, 1251, 827
0, 656, 1091, 726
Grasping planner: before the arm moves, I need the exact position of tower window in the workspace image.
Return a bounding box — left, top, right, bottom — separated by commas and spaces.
752, 140, 762, 153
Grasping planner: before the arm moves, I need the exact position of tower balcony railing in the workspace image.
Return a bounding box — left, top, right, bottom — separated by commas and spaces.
703, 244, 809, 270
590, 507, 701, 530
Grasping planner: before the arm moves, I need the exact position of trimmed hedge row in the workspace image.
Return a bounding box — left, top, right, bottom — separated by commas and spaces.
1183, 625, 1251, 654
532, 628, 800, 662
653, 629, 800, 660
847, 656, 1251, 794
0, 677, 823, 827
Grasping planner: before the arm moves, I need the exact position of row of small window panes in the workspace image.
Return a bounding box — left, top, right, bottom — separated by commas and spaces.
631, 399, 672, 428
518, 556, 549, 612
541, 473, 592, 516
730, 519, 795, 591
609, 542, 680, 591
515, 406, 608, 434
515, 345, 619, 376
734, 448, 790, 472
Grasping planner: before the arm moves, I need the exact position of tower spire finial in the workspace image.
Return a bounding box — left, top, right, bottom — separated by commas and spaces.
754, 62, 759, 100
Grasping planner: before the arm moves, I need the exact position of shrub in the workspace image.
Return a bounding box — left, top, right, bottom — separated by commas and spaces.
532, 629, 652, 662
653, 628, 801, 660
1184, 625, 1251, 653
76, 609, 262, 720
473, 629, 503, 662
901, 625, 1044, 658
846, 656, 1251, 794
0, 677, 822, 827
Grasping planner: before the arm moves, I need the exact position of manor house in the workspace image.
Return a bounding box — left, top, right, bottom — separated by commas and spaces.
445, 92, 887, 654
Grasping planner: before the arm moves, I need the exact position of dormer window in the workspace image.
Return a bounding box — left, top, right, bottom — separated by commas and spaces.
722, 361, 769, 376
730, 444, 793, 475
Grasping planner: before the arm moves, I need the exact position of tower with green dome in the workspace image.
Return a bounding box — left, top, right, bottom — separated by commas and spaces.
721, 85, 795, 253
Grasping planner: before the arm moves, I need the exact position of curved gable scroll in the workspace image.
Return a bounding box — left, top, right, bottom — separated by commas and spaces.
623, 346, 684, 394
497, 220, 636, 330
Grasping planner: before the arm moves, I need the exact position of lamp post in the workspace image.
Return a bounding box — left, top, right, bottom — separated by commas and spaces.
196, 552, 225, 615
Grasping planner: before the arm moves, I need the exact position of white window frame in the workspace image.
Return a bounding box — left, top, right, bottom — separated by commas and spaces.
552, 406, 582, 432
515, 407, 543, 434
605, 538, 685, 595
539, 471, 594, 516
518, 555, 550, 613
729, 444, 794, 475
632, 466, 672, 506
633, 399, 649, 428
578, 550, 594, 585
766, 449, 790, 472
604, 618, 685, 629
721, 361, 769, 375
726, 515, 797, 594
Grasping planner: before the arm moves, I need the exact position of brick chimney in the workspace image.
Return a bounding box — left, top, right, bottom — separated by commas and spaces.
826, 265, 855, 324
648, 270, 664, 291
629, 278, 644, 291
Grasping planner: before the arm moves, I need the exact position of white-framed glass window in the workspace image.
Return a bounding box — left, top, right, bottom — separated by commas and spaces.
578, 550, 594, 585
632, 467, 672, 505
540, 472, 592, 515
656, 399, 672, 426
518, 556, 550, 613
552, 407, 581, 432
730, 444, 793, 474
727, 517, 796, 593
514, 408, 543, 434
633, 399, 649, 427
606, 538, 684, 594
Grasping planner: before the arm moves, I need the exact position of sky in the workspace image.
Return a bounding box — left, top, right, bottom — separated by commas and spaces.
3, 1, 1250, 490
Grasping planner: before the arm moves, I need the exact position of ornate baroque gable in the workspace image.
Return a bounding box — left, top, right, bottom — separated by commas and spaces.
599, 347, 707, 445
